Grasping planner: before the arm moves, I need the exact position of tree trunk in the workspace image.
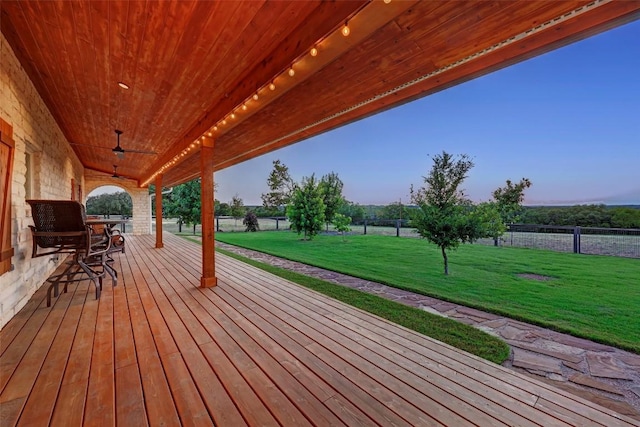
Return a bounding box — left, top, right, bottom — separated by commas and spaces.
193, 223, 196, 234
441, 246, 449, 275
178, 221, 182, 233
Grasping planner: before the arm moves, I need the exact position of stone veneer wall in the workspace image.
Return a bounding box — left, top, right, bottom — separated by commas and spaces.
0, 33, 85, 328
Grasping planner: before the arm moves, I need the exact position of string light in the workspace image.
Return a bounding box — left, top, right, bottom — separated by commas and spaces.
253, 93, 259, 101
230, 113, 236, 119
288, 67, 295, 77
341, 22, 350, 37
242, 104, 247, 111
310, 47, 318, 57
269, 82, 276, 91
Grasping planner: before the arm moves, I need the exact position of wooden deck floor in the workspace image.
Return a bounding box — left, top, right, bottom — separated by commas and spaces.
1, 233, 638, 426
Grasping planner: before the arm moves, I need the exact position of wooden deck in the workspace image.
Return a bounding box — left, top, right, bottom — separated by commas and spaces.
1, 233, 638, 426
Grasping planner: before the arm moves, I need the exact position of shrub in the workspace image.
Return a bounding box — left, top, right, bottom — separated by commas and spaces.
243, 211, 260, 232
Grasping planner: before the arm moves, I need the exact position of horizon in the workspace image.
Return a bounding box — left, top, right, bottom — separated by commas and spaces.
91, 19, 640, 206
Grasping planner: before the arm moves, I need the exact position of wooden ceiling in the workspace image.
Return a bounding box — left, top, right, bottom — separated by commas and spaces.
2, 1, 639, 187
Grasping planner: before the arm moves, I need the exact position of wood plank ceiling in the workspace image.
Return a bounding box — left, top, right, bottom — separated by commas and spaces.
2, 1, 639, 188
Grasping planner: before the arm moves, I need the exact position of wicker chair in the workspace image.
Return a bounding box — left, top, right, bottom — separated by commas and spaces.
27, 199, 116, 306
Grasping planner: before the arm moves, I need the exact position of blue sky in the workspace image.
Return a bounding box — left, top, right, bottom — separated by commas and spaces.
95, 20, 640, 205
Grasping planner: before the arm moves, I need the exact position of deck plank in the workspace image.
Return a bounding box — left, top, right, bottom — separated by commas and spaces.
112, 254, 148, 426
1, 233, 638, 427
17, 283, 90, 426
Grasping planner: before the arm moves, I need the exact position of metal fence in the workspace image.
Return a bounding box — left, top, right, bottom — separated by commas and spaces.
474, 224, 640, 258
155, 216, 640, 259
343, 220, 640, 259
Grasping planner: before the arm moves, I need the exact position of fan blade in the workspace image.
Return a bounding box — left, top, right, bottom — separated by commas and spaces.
70, 143, 114, 150
124, 148, 157, 155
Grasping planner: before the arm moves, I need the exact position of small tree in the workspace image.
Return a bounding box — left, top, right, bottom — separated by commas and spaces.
411, 151, 482, 275
333, 213, 352, 241
474, 202, 506, 245
261, 160, 294, 215
243, 211, 260, 232
287, 175, 325, 240
164, 179, 202, 234
230, 194, 245, 228
492, 178, 532, 225
319, 172, 344, 230
338, 200, 366, 223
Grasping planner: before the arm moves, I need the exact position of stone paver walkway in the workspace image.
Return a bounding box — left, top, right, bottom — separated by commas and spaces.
216, 241, 640, 420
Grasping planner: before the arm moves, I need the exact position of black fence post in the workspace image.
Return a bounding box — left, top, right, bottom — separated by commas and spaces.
276, 217, 279, 230
216, 217, 220, 232
573, 226, 581, 254
396, 219, 400, 237
364, 219, 367, 235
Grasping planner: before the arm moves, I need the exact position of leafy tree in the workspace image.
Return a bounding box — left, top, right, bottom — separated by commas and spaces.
164, 179, 201, 234
243, 210, 260, 232
492, 178, 532, 225
380, 201, 411, 221
217, 202, 231, 217
338, 200, 366, 223
319, 172, 344, 228
473, 202, 506, 244
287, 174, 326, 240
86, 191, 132, 218
333, 213, 352, 241
410, 151, 481, 275
261, 160, 294, 215
230, 194, 245, 228
611, 207, 640, 228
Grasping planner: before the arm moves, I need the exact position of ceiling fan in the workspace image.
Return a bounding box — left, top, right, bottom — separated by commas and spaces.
70, 129, 157, 159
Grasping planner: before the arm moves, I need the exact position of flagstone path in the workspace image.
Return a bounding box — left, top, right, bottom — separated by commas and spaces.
216, 241, 640, 420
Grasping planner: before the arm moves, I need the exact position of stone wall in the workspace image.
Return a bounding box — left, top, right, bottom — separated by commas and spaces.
0, 34, 85, 328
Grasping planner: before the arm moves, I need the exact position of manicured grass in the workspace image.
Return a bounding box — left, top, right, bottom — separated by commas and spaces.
215, 231, 640, 353
214, 247, 509, 364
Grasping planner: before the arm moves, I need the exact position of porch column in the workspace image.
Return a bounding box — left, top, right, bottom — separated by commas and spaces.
200, 136, 217, 287
155, 174, 163, 248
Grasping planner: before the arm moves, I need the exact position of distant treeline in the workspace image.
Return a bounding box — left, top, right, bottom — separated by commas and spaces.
244, 203, 639, 229
519, 205, 640, 228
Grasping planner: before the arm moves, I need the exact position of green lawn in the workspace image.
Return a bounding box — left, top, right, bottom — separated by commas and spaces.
215, 231, 640, 353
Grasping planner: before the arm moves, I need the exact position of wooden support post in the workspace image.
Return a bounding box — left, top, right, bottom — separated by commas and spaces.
200, 136, 217, 287
155, 174, 164, 248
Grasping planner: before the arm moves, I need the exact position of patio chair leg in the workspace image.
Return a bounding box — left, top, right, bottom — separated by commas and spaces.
78, 260, 103, 301
47, 283, 58, 307
106, 263, 117, 286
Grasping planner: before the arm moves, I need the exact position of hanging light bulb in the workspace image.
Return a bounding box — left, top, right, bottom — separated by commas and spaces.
341, 22, 350, 37
242, 104, 247, 111
213, 126, 218, 131
310, 47, 318, 57
222, 119, 227, 125
230, 113, 236, 119
288, 67, 295, 77
253, 93, 259, 101
269, 82, 276, 91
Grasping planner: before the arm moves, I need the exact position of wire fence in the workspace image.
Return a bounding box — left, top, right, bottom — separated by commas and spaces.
154, 216, 640, 259
477, 224, 640, 258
